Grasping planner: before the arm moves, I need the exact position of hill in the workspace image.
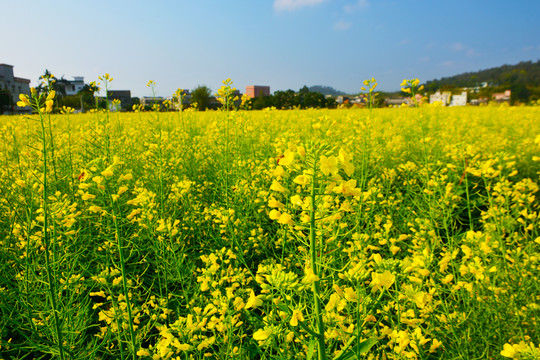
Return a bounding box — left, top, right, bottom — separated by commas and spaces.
308, 85, 346, 96
423, 60, 540, 102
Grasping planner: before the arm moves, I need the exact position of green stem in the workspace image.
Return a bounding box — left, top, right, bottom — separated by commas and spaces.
106, 181, 137, 359
39, 110, 65, 360
309, 153, 327, 360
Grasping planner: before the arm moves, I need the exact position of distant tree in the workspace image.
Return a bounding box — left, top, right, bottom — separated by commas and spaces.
510, 84, 531, 104
191, 85, 212, 110
251, 96, 272, 110
302, 91, 326, 108
326, 96, 337, 109
76, 84, 97, 111
298, 85, 310, 95
36, 69, 57, 96
273, 90, 297, 109
58, 95, 82, 109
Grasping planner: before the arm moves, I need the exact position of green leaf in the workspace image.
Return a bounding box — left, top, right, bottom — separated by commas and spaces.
335, 338, 378, 360
356, 338, 377, 354
307, 338, 317, 360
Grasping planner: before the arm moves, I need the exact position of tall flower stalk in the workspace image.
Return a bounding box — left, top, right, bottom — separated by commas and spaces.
17, 90, 65, 360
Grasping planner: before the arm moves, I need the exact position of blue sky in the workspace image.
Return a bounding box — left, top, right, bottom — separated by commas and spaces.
3, 0, 540, 97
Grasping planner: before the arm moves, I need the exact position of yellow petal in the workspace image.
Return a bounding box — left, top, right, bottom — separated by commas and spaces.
253, 328, 272, 341
500, 343, 517, 358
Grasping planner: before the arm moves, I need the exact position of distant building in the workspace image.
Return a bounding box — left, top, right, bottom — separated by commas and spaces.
60, 76, 86, 96
246, 85, 270, 98
470, 97, 489, 106
430, 91, 452, 106
0, 63, 31, 111
449, 91, 467, 106
336, 96, 349, 104
463, 82, 488, 93
492, 90, 511, 103
385, 97, 411, 106
141, 96, 165, 107
108, 90, 132, 110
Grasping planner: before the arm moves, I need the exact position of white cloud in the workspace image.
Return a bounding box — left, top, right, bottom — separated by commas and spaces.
441, 61, 454, 68
446, 42, 478, 57
450, 42, 466, 52
273, 0, 327, 11
399, 38, 410, 46
344, 0, 369, 12
333, 19, 352, 30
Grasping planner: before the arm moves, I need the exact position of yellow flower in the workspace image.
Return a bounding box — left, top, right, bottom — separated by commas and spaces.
370, 270, 395, 292
302, 267, 320, 284
290, 194, 303, 207
333, 179, 361, 196
290, 309, 304, 327
325, 293, 341, 311
44, 99, 54, 113
99, 73, 113, 82
81, 193, 96, 200
344, 287, 358, 302
136, 348, 151, 356
429, 339, 442, 353
278, 212, 294, 225
500, 343, 517, 358
269, 209, 281, 220
245, 289, 263, 309
270, 180, 288, 193
17, 94, 31, 107
338, 147, 352, 164
293, 174, 310, 186
174, 343, 192, 351
320, 155, 339, 176
285, 331, 294, 342
441, 274, 454, 284
118, 173, 133, 182
268, 197, 285, 209
278, 150, 295, 166
273, 165, 286, 177
253, 328, 272, 341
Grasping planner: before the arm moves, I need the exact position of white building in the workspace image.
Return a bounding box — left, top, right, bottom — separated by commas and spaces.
449, 92, 467, 106
430, 91, 451, 106
0, 63, 31, 109
62, 76, 86, 95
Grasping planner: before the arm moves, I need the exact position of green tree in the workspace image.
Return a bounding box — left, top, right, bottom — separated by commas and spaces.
76, 84, 97, 111
191, 85, 212, 110
510, 84, 531, 104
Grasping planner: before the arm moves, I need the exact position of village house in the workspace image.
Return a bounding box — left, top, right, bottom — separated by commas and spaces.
449, 91, 468, 106
0, 63, 31, 112
492, 90, 511, 103
107, 90, 132, 111
429, 91, 452, 106
57, 76, 86, 96
246, 85, 270, 98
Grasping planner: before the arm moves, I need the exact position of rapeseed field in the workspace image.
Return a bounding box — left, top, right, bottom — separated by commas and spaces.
0, 83, 539, 359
